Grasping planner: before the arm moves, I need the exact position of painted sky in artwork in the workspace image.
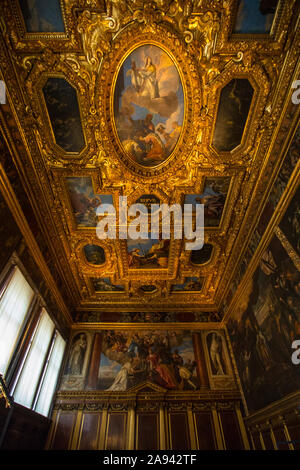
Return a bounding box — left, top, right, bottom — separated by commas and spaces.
19, 0, 65, 33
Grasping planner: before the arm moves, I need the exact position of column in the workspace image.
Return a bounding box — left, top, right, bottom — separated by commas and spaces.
192, 333, 209, 388
211, 405, 224, 450
235, 406, 250, 450
280, 416, 294, 450
127, 405, 135, 450
187, 404, 197, 450
70, 407, 83, 450
98, 406, 108, 450
268, 421, 278, 450
85, 333, 102, 390
159, 404, 167, 450
257, 425, 266, 450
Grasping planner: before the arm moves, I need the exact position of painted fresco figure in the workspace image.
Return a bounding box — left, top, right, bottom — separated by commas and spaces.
67, 334, 87, 375
209, 333, 225, 375
128, 57, 159, 99
107, 361, 133, 391
178, 360, 197, 390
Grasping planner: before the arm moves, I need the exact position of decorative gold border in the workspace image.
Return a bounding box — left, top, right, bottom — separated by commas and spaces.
110, 41, 186, 173
97, 24, 203, 178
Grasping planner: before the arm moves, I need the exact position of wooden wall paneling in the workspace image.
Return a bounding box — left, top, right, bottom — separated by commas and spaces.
235, 407, 250, 449
194, 412, 216, 450
287, 421, 300, 450
251, 431, 263, 450
273, 426, 290, 450
261, 429, 274, 450
70, 409, 83, 449
219, 410, 244, 450
105, 413, 127, 450
211, 408, 224, 449
168, 412, 190, 450
136, 412, 159, 450
98, 407, 108, 450
50, 411, 76, 450
126, 406, 135, 450
78, 412, 102, 450
159, 406, 167, 450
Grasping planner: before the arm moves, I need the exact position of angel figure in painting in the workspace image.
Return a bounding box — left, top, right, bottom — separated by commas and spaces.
128, 57, 159, 99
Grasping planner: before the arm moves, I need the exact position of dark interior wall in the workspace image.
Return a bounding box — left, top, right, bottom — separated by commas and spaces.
227, 186, 300, 413
0, 400, 50, 450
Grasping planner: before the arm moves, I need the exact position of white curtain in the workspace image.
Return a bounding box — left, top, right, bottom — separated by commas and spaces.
0, 267, 34, 375
13, 308, 54, 409
34, 333, 66, 417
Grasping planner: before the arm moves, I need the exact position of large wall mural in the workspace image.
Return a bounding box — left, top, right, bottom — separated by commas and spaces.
114, 44, 184, 167
60, 329, 236, 392
223, 125, 299, 315
228, 228, 300, 412
98, 330, 198, 391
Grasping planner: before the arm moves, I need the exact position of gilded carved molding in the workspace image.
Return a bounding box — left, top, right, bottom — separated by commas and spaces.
0, 0, 298, 317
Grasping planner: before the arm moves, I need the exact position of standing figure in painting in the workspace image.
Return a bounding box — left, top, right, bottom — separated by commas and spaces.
209, 333, 225, 375
128, 57, 159, 99
67, 334, 87, 375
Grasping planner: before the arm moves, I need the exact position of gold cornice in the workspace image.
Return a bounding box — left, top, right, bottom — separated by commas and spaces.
71, 322, 223, 331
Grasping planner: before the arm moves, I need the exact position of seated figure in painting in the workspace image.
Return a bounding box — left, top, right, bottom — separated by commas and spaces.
107, 360, 133, 391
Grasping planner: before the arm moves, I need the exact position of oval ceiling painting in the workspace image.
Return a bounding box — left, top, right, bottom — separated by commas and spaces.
113, 44, 184, 168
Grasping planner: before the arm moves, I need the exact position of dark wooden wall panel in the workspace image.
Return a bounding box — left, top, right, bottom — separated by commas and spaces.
106, 413, 126, 450
220, 411, 244, 450
169, 413, 190, 450
273, 427, 289, 450
194, 412, 216, 450
262, 430, 274, 450
79, 413, 101, 450
51, 412, 75, 450
0, 401, 50, 450
288, 423, 300, 450
137, 413, 158, 450
252, 432, 262, 450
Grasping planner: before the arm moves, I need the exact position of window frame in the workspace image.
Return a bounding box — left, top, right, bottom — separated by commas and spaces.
0, 253, 67, 417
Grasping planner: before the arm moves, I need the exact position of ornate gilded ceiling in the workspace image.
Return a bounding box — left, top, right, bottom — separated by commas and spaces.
0, 0, 299, 325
